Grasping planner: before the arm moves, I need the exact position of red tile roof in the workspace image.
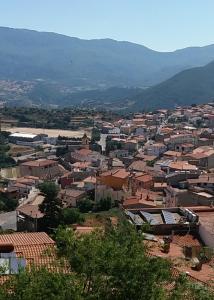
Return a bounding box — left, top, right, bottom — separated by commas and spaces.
77, 149, 92, 156
0, 232, 54, 246
101, 169, 130, 179
17, 204, 44, 219
21, 159, 57, 167
135, 174, 153, 183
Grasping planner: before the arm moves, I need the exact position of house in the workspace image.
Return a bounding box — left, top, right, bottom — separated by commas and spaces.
165, 186, 193, 207
168, 161, 198, 173
144, 142, 167, 157
123, 189, 163, 209
186, 147, 214, 169
71, 161, 92, 171
135, 152, 158, 163
124, 207, 198, 234
83, 176, 96, 191
193, 208, 214, 248
109, 149, 129, 159
58, 133, 90, 150
0, 232, 57, 276
175, 143, 194, 154
96, 184, 127, 202
187, 174, 214, 189
98, 169, 130, 190
0, 211, 17, 231
164, 134, 197, 150
128, 160, 147, 172
124, 139, 138, 152
163, 150, 182, 159
134, 173, 154, 190
59, 189, 86, 207
6, 176, 40, 199
17, 204, 44, 232
153, 182, 168, 192
20, 159, 61, 179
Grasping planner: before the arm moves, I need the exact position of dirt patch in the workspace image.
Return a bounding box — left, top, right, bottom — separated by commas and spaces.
3, 126, 91, 138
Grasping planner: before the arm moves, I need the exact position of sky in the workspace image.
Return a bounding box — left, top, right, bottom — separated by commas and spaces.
0, 0, 214, 51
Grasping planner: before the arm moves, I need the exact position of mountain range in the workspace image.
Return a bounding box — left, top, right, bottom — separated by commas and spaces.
1, 26, 214, 110
131, 60, 214, 111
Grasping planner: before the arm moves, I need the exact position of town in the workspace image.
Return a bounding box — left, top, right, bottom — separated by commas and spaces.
0, 102, 214, 296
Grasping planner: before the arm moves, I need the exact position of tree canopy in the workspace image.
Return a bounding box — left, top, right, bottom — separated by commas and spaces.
39, 182, 62, 231
0, 223, 213, 299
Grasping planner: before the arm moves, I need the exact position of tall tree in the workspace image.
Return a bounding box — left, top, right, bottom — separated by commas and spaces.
39, 182, 62, 232
56, 222, 172, 299
0, 223, 213, 299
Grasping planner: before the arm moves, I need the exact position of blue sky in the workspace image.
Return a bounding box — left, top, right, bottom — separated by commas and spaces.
1, 0, 214, 51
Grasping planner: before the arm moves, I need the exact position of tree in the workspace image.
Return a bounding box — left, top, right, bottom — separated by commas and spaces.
39, 182, 62, 232
95, 197, 112, 211
77, 198, 93, 213
55, 222, 172, 299
62, 208, 85, 225
0, 223, 213, 299
91, 127, 100, 142
0, 267, 81, 300
0, 141, 16, 168
0, 195, 18, 212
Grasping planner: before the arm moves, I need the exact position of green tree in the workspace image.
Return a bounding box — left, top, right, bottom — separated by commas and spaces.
0, 224, 213, 299
0, 268, 81, 300
0, 195, 18, 212
62, 208, 85, 225
77, 198, 93, 213
91, 127, 101, 142
0, 141, 16, 168
95, 196, 113, 211
39, 182, 62, 232
55, 222, 172, 299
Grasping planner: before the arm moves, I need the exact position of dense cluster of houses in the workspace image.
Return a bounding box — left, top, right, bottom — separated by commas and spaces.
1, 102, 214, 285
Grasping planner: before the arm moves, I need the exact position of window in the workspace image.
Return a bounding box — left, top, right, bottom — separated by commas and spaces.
0, 252, 26, 274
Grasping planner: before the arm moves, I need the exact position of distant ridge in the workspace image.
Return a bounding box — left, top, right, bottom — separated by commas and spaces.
1, 26, 214, 88
131, 60, 214, 111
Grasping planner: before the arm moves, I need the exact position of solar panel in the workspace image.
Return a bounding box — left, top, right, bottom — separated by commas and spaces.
132, 214, 144, 226
140, 211, 159, 225
125, 211, 144, 226
162, 210, 176, 224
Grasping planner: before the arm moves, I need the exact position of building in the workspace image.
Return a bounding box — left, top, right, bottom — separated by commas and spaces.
59, 189, 86, 207
20, 159, 60, 179
17, 204, 44, 232
99, 169, 130, 190
124, 139, 139, 152
124, 207, 198, 234
134, 173, 153, 190
186, 147, 214, 170
0, 232, 57, 276
58, 133, 90, 150
194, 208, 214, 248
9, 132, 44, 148
123, 189, 163, 209
144, 142, 167, 157
164, 134, 197, 150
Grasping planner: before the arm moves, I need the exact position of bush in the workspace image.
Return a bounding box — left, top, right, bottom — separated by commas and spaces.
62, 208, 84, 225
95, 197, 112, 212
77, 198, 93, 213
0, 195, 18, 212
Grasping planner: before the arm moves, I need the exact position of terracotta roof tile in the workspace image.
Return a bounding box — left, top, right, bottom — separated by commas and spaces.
17, 204, 44, 219
0, 232, 54, 246
21, 159, 57, 167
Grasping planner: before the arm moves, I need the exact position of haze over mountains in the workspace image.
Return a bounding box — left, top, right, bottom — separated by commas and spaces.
132, 60, 214, 110
1, 26, 214, 110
